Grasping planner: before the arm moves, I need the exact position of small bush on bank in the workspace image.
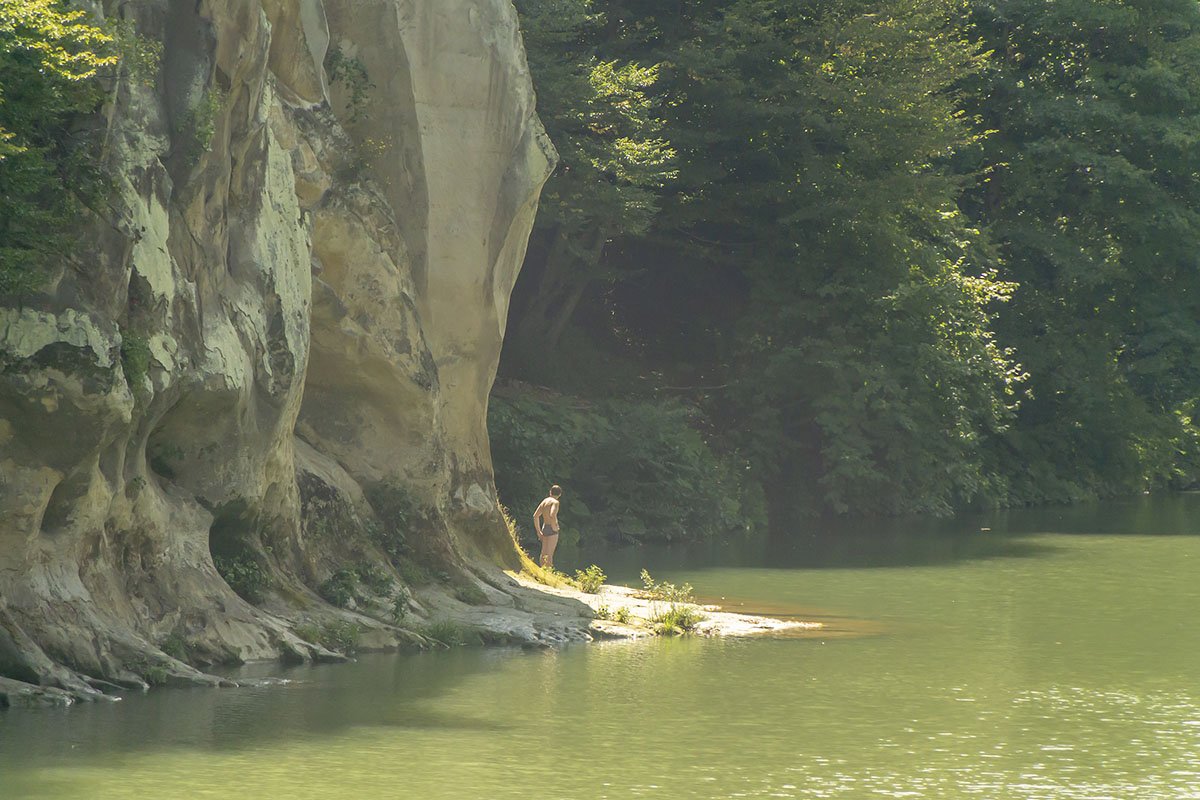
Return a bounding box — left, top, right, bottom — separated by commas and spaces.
638, 569, 694, 603
574, 564, 606, 593
324, 45, 374, 124
651, 605, 705, 635
141, 664, 169, 686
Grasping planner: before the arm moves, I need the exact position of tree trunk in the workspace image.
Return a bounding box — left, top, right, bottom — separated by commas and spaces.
510, 225, 608, 362
544, 226, 608, 349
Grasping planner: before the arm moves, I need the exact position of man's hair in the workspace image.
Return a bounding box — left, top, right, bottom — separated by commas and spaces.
550, 484, 562, 498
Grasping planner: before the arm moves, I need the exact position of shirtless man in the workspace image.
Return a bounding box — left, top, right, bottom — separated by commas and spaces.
533, 485, 562, 569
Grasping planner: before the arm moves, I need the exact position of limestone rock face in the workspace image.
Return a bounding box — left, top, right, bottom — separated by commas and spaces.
0, 0, 558, 702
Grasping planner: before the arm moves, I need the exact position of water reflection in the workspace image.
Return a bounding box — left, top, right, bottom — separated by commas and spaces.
567, 492, 1200, 579
0, 646, 534, 763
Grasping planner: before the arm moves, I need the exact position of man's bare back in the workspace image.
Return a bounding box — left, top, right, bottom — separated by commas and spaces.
533, 485, 562, 568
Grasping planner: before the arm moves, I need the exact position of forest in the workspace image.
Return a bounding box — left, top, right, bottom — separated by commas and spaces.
491, 0, 1200, 541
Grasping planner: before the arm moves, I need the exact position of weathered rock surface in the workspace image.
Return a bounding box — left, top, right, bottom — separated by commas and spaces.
0, 0, 557, 705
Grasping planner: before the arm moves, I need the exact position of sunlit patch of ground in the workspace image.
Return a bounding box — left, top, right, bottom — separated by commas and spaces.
511, 574, 829, 638
695, 595, 887, 639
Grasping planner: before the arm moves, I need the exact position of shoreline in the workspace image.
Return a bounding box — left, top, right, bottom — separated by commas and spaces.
0, 572, 821, 709
508, 574, 824, 640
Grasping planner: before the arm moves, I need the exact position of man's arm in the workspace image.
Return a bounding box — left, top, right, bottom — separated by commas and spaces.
533, 501, 544, 540
548, 500, 560, 533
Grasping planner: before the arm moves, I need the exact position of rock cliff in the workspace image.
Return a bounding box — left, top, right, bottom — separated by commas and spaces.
0, 0, 565, 704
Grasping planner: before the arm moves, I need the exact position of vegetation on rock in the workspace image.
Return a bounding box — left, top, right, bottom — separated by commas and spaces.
0, 0, 114, 291
295, 621, 361, 655
0, 0, 157, 293
318, 568, 359, 608
213, 554, 271, 605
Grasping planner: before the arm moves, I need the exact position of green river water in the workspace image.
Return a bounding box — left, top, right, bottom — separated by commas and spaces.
1, 495, 1198, 799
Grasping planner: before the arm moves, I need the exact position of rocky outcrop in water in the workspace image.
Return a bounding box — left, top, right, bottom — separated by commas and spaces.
0, 0, 563, 704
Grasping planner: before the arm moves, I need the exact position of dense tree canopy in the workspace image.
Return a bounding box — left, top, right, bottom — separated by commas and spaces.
499, 0, 1200, 538
0, 0, 118, 292
963, 0, 1200, 503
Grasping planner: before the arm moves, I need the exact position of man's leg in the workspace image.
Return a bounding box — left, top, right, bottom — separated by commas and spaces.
543, 533, 559, 569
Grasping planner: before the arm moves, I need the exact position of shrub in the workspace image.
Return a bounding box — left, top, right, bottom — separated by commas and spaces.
364, 480, 417, 562
638, 569, 694, 603
543, 565, 578, 588
355, 562, 392, 595
502, 504, 543, 571
176, 87, 226, 165
573, 564, 606, 593
159, 633, 188, 663
141, 664, 169, 686
318, 568, 358, 608
119, 330, 151, 387
213, 554, 270, 604
651, 605, 705, 635
319, 621, 360, 654
594, 604, 612, 620
324, 45, 374, 123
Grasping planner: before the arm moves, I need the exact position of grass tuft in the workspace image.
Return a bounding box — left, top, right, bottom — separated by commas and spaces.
650, 604, 706, 635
